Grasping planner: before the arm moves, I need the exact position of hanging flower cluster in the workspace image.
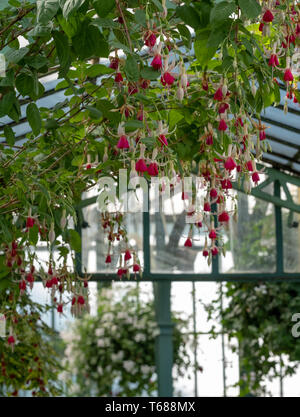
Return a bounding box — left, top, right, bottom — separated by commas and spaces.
0, 0, 299, 340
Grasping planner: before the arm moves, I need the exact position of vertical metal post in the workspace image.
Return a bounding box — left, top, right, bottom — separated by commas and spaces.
220, 283, 227, 397
192, 281, 198, 397
274, 180, 284, 274
154, 281, 173, 397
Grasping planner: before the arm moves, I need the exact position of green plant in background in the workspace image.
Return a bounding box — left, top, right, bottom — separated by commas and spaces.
206, 193, 300, 396
61, 284, 191, 396
0, 290, 63, 397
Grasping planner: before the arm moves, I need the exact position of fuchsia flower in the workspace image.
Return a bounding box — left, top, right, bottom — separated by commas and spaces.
262, 9, 274, 23
125, 250, 132, 261
161, 72, 175, 86
148, 162, 159, 176
268, 54, 279, 67
133, 264, 140, 272
26, 273, 34, 283
218, 103, 229, 114
77, 295, 85, 305
144, 31, 156, 48
252, 172, 260, 184
115, 72, 123, 83
259, 23, 264, 32
184, 238, 192, 247
218, 211, 230, 223
224, 157, 236, 172
246, 160, 254, 172
57, 304, 63, 313
259, 130, 266, 141
210, 188, 218, 199
221, 178, 232, 190
203, 249, 209, 257
117, 135, 129, 149
105, 255, 111, 264
135, 158, 148, 174
158, 134, 168, 147
109, 57, 119, 70
8, 335, 15, 346
283, 68, 294, 82
19, 280, 26, 291
26, 217, 35, 228
218, 119, 228, 131
204, 202, 211, 212
209, 229, 217, 240
206, 134, 213, 145
213, 87, 223, 101
211, 247, 219, 256
151, 54, 162, 70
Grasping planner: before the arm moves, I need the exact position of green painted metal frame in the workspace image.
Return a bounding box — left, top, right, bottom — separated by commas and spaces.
75, 165, 300, 397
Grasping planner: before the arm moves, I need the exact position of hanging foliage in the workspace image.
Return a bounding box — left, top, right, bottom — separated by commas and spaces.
0, 0, 299, 345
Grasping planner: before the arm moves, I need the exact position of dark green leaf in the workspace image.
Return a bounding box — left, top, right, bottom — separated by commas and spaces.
15, 72, 35, 97
210, 2, 236, 24
86, 106, 102, 119
93, 0, 115, 18
140, 67, 160, 80
26, 103, 42, 136
72, 21, 109, 59
29, 224, 39, 246
238, 0, 261, 19
68, 229, 81, 252
124, 55, 139, 82
86, 64, 114, 77
3, 125, 15, 146
176, 5, 201, 29
5, 47, 29, 64
53, 30, 70, 72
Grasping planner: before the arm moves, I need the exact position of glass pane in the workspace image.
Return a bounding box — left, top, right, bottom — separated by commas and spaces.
220, 191, 276, 273
81, 203, 143, 274
283, 209, 300, 272
150, 192, 212, 274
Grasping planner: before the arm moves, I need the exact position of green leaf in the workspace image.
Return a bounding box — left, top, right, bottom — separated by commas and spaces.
134, 9, 146, 26
86, 106, 102, 119
37, 0, 60, 24
3, 125, 15, 146
195, 37, 218, 67
140, 67, 159, 80
86, 64, 114, 77
15, 72, 35, 97
124, 120, 144, 132
124, 55, 139, 82
57, 14, 82, 37
0, 91, 15, 116
26, 103, 42, 136
151, 0, 163, 12
0, 0, 10, 11
5, 47, 29, 64
53, 30, 70, 72
93, 0, 115, 18
176, 5, 201, 29
29, 224, 39, 246
62, 0, 86, 18
96, 99, 121, 123
68, 229, 81, 252
169, 110, 184, 130
238, 0, 261, 19
210, 2, 236, 24
72, 20, 109, 59
24, 55, 48, 69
